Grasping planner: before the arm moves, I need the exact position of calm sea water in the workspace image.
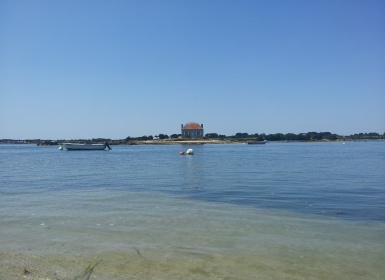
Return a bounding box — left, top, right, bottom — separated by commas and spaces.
1, 142, 384, 279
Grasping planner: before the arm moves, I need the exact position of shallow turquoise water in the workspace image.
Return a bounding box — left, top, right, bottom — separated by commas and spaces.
1, 142, 384, 220
0, 142, 384, 279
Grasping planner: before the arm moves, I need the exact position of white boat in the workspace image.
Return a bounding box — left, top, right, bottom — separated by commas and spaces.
62, 142, 111, 150
186, 148, 194, 155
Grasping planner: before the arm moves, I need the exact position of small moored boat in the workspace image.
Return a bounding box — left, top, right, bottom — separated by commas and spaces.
186, 148, 194, 155
247, 140, 266, 145
62, 142, 111, 150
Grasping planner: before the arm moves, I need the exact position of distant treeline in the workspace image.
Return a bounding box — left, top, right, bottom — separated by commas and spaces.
205, 132, 385, 141
1, 132, 384, 145
125, 131, 384, 141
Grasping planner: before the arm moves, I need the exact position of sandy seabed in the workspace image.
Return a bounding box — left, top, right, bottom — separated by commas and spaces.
1, 202, 385, 280
1, 239, 385, 280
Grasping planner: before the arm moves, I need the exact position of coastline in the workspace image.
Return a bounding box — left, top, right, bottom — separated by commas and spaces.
2, 138, 375, 146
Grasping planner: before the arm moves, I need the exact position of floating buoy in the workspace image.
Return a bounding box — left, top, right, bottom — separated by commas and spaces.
180, 151, 185, 155
59, 146, 63, 150
186, 148, 194, 155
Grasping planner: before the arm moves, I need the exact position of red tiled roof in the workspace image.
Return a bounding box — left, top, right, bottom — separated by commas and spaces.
183, 122, 202, 129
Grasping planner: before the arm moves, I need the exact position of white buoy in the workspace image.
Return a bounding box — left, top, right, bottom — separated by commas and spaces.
59, 146, 63, 150
186, 148, 194, 155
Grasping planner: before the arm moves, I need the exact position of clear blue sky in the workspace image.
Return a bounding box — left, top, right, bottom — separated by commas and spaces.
1, 0, 384, 139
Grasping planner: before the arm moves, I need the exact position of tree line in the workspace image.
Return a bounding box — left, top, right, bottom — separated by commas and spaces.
124, 131, 384, 141
203, 132, 384, 141
1, 132, 383, 145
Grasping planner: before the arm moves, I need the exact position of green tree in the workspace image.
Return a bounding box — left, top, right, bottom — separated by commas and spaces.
234, 133, 249, 138
205, 133, 219, 139
267, 133, 285, 141
285, 133, 297, 141
257, 134, 266, 141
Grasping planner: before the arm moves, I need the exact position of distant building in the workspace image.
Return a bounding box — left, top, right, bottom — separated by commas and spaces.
181, 122, 204, 138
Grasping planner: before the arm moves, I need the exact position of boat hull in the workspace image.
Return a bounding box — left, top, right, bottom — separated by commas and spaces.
247, 141, 266, 144
63, 143, 108, 150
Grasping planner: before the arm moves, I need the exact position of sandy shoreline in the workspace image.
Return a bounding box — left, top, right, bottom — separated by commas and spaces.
129, 139, 233, 145
2, 241, 385, 280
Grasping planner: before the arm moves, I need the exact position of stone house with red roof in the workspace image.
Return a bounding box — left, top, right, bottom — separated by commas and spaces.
181, 122, 204, 138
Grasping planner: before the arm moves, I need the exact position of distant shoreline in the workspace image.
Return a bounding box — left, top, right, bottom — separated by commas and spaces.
1, 131, 383, 146
1, 138, 383, 146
